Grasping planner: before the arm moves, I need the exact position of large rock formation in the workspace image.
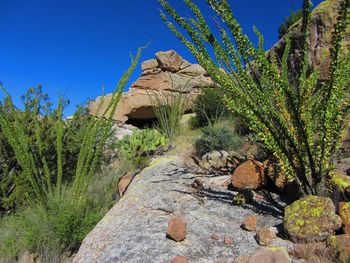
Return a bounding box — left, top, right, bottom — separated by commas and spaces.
271, 0, 350, 83
89, 50, 214, 124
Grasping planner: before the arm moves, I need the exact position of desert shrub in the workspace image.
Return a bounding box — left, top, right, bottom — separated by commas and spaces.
194, 122, 243, 157
149, 75, 192, 141
278, 9, 303, 39
0, 87, 95, 212
115, 128, 169, 170
191, 87, 230, 128
160, 0, 350, 196
0, 48, 142, 260
0, 166, 122, 262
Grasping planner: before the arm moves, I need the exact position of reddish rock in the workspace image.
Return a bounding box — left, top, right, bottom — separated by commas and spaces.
223, 234, 233, 245
339, 202, 350, 234
171, 256, 190, 263
256, 227, 273, 246
231, 160, 266, 190
118, 172, 135, 197
211, 234, 220, 241
241, 215, 257, 231
234, 248, 291, 263
327, 234, 350, 263
166, 216, 187, 242
156, 50, 190, 72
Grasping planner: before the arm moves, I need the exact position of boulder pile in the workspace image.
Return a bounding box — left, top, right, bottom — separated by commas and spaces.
89, 50, 214, 125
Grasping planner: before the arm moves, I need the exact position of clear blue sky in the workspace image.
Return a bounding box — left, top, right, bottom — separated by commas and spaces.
0, 0, 322, 115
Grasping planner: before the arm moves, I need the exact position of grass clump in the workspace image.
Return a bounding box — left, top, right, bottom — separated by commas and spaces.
0, 48, 142, 261
194, 121, 243, 157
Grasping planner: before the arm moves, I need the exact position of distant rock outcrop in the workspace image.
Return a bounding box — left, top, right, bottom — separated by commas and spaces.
89, 50, 214, 124
271, 0, 349, 83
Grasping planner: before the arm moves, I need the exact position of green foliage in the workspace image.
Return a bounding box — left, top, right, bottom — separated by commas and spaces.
0, 48, 142, 259
149, 76, 192, 141
159, 0, 350, 196
115, 128, 169, 170
0, 167, 122, 262
194, 122, 243, 157
278, 9, 303, 39
0, 87, 93, 212
191, 87, 230, 128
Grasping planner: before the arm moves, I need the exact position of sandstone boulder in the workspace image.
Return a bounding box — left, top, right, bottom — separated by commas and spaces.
90, 50, 214, 124
284, 195, 342, 242
231, 160, 266, 190
156, 50, 190, 72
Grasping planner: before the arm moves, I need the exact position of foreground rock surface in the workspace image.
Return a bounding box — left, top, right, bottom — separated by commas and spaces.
74, 157, 285, 263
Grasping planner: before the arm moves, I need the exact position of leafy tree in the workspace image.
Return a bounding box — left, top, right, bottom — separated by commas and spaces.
278, 9, 303, 39
159, 0, 350, 196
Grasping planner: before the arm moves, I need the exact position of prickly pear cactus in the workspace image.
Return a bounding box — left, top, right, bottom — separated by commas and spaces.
115, 129, 169, 169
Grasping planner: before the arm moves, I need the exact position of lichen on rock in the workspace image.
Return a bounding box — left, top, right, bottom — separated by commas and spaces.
284, 195, 342, 243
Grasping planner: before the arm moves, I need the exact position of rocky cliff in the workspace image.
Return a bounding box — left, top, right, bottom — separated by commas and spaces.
271, 0, 349, 83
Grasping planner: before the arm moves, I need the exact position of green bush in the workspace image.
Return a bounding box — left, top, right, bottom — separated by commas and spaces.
0, 48, 142, 260
191, 87, 230, 128
0, 166, 122, 262
160, 0, 350, 196
115, 128, 169, 170
194, 123, 243, 157
278, 9, 303, 39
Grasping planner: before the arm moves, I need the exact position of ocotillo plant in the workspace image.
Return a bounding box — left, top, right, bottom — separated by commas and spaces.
159, 0, 350, 196
0, 48, 142, 206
